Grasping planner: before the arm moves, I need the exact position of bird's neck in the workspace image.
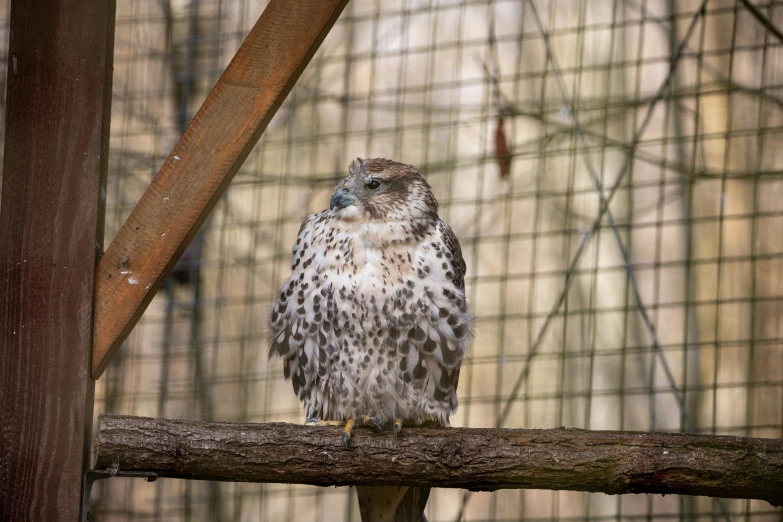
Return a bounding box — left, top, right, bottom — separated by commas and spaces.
346, 217, 434, 249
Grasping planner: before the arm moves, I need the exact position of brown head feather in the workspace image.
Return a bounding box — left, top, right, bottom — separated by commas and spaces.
335, 158, 438, 222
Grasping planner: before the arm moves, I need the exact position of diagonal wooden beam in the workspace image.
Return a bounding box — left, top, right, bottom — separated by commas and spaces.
92, 0, 349, 378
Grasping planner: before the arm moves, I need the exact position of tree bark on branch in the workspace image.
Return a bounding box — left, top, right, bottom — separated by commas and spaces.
94, 415, 783, 506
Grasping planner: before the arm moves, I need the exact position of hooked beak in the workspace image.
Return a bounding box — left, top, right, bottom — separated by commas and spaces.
330, 189, 356, 210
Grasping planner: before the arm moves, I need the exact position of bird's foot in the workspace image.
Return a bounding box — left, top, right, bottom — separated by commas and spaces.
304, 417, 341, 426
342, 418, 355, 448
363, 416, 384, 432
341, 416, 384, 448
393, 418, 402, 439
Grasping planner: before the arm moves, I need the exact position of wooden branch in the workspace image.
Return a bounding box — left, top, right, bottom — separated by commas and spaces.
94, 415, 783, 506
0, 0, 115, 519
91, 0, 348, 378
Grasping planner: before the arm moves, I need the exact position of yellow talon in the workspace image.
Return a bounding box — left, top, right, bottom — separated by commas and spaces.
393, 418, 402, 438
342, 418, 355, 448
363, 416, 384, 431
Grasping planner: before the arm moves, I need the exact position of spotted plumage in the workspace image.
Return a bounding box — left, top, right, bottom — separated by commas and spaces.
269, 158, 471, 428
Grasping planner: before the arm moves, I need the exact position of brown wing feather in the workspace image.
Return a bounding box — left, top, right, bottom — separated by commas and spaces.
437, 219, 466, 291
401, 219, 469, 425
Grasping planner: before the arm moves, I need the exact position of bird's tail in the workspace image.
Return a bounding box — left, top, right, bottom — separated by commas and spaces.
356, 485, 431, 522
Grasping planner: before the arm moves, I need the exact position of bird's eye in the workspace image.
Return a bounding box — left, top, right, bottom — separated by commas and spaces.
366, 179, 381, 190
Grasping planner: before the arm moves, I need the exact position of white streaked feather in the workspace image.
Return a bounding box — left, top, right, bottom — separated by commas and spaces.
269, 168, 471, 427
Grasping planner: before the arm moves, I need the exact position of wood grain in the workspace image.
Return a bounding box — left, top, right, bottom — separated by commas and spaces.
95, 415, 783, 506
91, 0, 348, 378
0, 0, 116, 519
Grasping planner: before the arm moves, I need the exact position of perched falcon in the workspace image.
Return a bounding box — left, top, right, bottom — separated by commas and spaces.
269, 158, 471, 443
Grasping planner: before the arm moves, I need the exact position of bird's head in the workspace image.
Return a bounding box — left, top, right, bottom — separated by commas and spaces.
329, 158, 438, 223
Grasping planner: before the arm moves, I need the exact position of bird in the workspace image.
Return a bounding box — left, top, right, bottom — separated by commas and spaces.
268, 158, 472, 521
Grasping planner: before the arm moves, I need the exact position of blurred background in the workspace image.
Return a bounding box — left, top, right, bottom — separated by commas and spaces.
2, 0, 783, 520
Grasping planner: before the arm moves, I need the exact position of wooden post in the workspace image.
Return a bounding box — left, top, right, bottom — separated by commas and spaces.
0, 0, 116, 520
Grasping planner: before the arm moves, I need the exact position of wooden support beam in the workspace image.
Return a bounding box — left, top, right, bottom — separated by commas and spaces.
91, 0, 348, 378
94, 415, 783, 506
0, 0, 116, 519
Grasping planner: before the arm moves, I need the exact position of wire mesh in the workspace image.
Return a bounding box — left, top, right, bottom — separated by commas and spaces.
1, 0, 783, 521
